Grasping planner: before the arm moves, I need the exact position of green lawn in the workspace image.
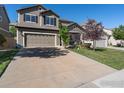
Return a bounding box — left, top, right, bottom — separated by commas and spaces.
70, 47, 124, 70
0, 49, 19, 77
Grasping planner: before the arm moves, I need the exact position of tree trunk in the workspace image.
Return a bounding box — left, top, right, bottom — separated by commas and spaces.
93, 40, 96, 50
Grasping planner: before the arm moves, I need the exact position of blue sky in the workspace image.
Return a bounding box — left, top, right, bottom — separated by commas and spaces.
4, 4, 124, 29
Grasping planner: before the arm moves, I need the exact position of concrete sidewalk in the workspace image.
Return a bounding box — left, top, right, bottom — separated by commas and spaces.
92, 69, 124, 88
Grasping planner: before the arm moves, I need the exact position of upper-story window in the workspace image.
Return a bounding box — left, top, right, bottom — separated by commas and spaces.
44, 16, 56, 26
0, 16, 2, 22
24, 13, 37, 23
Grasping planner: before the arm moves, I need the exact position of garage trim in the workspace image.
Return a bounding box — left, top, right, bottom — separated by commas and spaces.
22, 31, 57, 47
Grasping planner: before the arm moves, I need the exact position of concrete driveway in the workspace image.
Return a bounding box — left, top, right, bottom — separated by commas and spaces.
0, 48, 116, 88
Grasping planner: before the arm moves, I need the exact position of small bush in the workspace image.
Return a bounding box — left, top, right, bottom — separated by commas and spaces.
116, 43, 121, 47
84, 43, 91, 48
0, 34, 6, 46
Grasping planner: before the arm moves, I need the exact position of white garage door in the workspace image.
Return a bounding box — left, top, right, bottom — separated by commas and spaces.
26, 34, 55, 47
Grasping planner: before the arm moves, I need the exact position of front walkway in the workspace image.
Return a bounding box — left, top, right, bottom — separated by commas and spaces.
108, 46, 124, 51
0, 48, 116, 88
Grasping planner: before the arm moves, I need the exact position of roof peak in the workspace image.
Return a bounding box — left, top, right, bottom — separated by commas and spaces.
17, 4, 47, 12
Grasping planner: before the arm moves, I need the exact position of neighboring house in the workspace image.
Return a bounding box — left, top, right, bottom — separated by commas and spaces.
104, 29, 124, 46
82, 24, 110, 48
83, 30, 108, 48
60, 19, 85, 45
16, 5, 85, 48
0, 5, 16, 49
103, 28, 115, 46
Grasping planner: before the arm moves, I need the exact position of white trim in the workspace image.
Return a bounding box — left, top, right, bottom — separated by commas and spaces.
40, 16, 42, 26
45, 24, 55, 27
69, 30, 82, 33
22, 31, 58, 47
55, 34, 57, 47
25, 21, 37, 23
18, 13, 20, 23
23, 31, 57, 35
80, 34, 83, 41
25, 13, 37, 16
22, 32, 25, 47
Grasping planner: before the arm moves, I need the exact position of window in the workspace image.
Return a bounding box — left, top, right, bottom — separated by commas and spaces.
31, 16, 37, 22
25, 14, 30, 21
44, 16, 56, 26
24, 13, 37, 23
51, 18, 54, 25
0, 16, 2, 22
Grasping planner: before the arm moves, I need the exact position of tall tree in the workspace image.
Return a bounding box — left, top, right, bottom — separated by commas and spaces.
113, 25, 124, 40
9, 26, 16, 37
59, 25, 70, 48
84, 19, 104, 50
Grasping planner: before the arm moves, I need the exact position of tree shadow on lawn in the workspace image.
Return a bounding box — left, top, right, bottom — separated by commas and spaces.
0, 50, 18, 64
88, 48, 107, 52
16, 48, 69, 58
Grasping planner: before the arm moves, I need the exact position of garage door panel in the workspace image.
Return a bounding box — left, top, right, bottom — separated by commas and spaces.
26, 34, 55, 47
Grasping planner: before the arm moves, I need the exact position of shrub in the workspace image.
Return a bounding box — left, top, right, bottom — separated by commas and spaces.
84, 43, 91, 48
0, 34, 6, 46
116, 43, 121, 47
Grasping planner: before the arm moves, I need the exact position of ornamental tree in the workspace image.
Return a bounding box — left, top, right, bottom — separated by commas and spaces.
84, 19, 104, 50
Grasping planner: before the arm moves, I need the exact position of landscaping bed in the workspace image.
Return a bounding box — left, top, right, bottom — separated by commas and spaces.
70, 47, 124, 70
0, 49, 19, 77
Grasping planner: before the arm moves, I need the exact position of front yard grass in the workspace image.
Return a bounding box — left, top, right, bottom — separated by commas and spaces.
70, 47, 124, 70
0, 49, 19, 77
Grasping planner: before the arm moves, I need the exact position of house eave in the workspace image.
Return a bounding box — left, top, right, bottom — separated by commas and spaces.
15, 25, 59, 31
40, 10, 60, 18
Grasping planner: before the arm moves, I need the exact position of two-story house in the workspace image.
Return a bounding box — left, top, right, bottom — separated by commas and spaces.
0, 5, 16, 49
16, 5, 61, 48
16, 5, 85, 48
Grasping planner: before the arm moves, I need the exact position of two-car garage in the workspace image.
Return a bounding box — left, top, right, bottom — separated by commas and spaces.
25, 33, 56, 48
17, 28, 60, 48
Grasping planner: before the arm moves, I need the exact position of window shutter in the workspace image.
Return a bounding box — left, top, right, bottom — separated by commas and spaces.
44, 16, 46, 25
24, 14, 25, 21
36, 16, 38, 23
54, 18, 56, 26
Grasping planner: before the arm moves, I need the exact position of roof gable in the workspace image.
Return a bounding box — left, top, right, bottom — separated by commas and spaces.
17, 5, 47, 13
68, 23, 85, 33
40, 10, 59, 18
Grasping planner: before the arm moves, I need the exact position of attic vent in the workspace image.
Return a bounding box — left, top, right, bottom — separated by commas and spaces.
39, 9, 44, 12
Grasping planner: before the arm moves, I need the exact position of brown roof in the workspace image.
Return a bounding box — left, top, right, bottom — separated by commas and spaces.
59, 19, 85, 33
40, 10, 60, 18
59, 19, 74, 24
17, 4, 47, 12
68, 23, 85, 32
